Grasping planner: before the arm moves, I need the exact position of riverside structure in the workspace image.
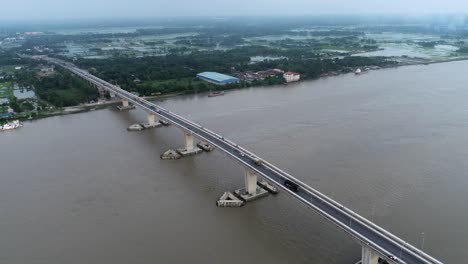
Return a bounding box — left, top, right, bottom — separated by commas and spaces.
196, 72, 240, 85
32, 55, 443, 264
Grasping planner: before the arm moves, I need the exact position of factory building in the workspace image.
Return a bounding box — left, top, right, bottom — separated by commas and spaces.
197, 72, 240, 85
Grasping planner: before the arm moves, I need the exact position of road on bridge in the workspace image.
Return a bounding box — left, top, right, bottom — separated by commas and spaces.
37, 56, 443, 264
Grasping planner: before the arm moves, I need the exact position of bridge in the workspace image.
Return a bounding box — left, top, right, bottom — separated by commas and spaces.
36, 56, 443, 264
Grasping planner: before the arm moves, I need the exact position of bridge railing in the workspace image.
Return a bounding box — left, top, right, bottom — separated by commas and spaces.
51, 58, 442, 264
84, 68, 439, 264
236, 145, 441, 264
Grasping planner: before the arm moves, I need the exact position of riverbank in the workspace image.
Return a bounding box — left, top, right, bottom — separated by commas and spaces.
3, 93, 184, 122
1, 55, 463, 263
6, 56, 468, 123
317, 55, 468, 79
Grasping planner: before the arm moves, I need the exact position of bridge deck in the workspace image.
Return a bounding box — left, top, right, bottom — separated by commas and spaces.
41, 57, 443, 264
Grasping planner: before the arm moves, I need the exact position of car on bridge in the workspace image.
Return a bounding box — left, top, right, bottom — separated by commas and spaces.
149, 105, 160, 112
252, 157, 263, 166
388, 255, 405, 264
284, 179, 299, 192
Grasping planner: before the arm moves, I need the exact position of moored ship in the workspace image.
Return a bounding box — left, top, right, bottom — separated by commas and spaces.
208, 91, 225, 97
355, 68, 369, 75
0, 120, 23, 131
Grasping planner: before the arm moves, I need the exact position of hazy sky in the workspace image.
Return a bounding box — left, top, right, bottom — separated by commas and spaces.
2, 0, 468, 20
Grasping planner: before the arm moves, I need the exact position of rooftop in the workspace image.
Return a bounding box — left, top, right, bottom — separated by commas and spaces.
0, 112, 14, 118
284, 71, 300, 76
197, 72, 239, 84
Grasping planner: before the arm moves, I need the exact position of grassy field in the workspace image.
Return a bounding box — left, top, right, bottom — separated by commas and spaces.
0, 81, 12, 98
139, 77, 216, 94
141, 77, 210, 87
0, 65, 25, 74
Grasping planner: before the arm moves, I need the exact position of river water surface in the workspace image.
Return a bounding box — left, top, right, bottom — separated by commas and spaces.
1, 61, 467, 263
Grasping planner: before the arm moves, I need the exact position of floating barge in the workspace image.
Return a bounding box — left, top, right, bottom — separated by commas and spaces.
208, 91, 225, 97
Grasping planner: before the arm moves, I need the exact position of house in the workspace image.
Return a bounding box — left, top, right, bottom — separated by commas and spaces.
283, 72, 300, 83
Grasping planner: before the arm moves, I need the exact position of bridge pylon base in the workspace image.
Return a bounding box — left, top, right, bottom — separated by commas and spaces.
177, 132, 203, 157
117, 105, 135, 111
234, 186, 269, 202
177, 147, 203, 156
117, 99, 135, 111
217, 192, 244, 207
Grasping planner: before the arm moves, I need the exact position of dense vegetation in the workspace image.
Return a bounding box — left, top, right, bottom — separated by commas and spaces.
1, 18, 409, 108
75, 46, 395, 96
15, 67, 98, 107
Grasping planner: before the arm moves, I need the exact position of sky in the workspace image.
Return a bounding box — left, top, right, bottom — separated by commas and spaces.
2, 0, 468, 21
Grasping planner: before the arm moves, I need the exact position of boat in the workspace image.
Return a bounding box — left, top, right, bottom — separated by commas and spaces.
0, 120, 23, 131
355, 68, 368, 75
208, 91, 225, 97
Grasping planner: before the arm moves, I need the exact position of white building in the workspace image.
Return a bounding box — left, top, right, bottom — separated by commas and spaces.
283, 72, 300, 83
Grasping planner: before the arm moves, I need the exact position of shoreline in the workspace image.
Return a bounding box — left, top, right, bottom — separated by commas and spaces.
7, 56, 468, 123
6, 92, 186, 122
391, 56, 468, 67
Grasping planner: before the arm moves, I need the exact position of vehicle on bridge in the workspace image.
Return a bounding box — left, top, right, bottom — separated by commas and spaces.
389, 255, 405, 264
252, 157, 263, 166
284, 179, 299, 192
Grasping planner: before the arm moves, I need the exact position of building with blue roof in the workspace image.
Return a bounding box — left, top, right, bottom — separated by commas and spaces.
0, 112, 14, 119
196, 72, 240, 85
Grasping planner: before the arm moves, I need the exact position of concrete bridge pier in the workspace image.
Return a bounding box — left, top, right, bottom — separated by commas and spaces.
361, 246, 380, 264
233, 168, 268, 202
109, 91, 116, 98
185, 132, 194, 151
117, 98, 135, 111
177, 131, 202, 156
128, 112, 163, 131
97, 86, 106, 99
142, 112, 162, 129
147, 112, 156, 126
244, 169, 258, 195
